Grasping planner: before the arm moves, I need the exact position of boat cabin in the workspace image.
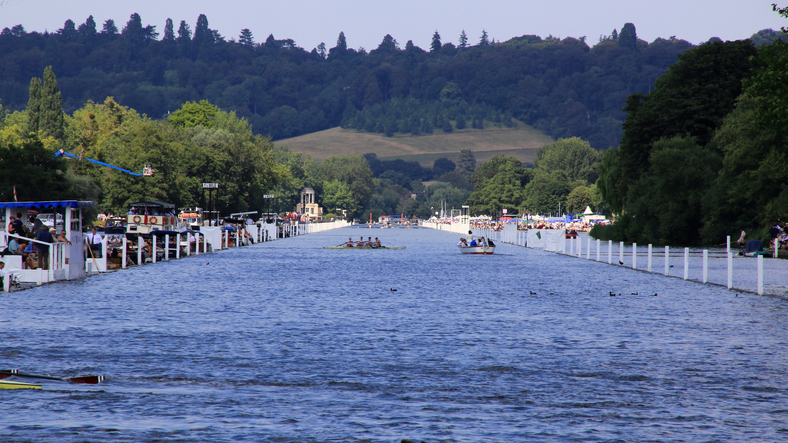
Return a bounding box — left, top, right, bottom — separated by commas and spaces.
178, 207, 204, 230
1, 200, 94, 288
126, 201, 177, 235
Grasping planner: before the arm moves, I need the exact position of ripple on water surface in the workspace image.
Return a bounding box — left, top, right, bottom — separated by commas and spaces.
2, 227, 788, 442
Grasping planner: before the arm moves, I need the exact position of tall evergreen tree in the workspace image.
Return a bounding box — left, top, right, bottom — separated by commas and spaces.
58, 19, 77, 40
479, 30, 489, 46
431, 30, 442, 52
193, 14, 213, 46
239, 28, 255, 46
455, 149, 476, 175
163, 18, 175, 41
26, 78, 42, 135
40, 66, 64, 140
459, 30, 468, 48
177, 20, 192, 42
618, 23, 638, 51
101, 19, 118, 35
78, 15, 97, 38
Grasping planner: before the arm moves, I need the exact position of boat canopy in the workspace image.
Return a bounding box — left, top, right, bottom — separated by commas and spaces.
0, 200, 94, 209
129, 201, 175, 210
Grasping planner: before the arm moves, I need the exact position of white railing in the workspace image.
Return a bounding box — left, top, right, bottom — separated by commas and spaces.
1, 232, 68, 290
473, 226, 788, 296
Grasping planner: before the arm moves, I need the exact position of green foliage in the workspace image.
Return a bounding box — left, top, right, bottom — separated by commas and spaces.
455, 149, 475, 176
0, 134, 71, 201
602, 39, 757, 211
317, 154, 374, 218
167, 100, 219, 128
535, 137, 601, 183
467, 155, 530, 215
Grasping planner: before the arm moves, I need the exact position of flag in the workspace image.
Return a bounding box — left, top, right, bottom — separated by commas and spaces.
13, 186, 17, 202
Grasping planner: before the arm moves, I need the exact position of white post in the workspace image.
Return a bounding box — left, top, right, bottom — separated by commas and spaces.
608, 240, 612, 264
195, 234, 200, 256
577, 236, 582, 257
152, 237, 157, 264
647, 244, 652, 272
596, 239, 600, 262
727, 251, 733, 290
236, 229, 240, 248
632, 243, 637, 269
586, 237, 591, 260
757, 254, 764, 295
702, 250, 708, 283
619, 241, 624, 265
176, 233, 181, 259
774, 238, 779, 258
726, 235, 730, 254
203, 234, 207, 253
165, 234, 170, 261
224, 230, 228, 249
122, 236, 127, 269
138, 236, 143, 266
665, 246, 670, 276
683, 247, 689, 280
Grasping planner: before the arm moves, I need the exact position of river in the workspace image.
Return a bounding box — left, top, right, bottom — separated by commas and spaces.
2, 226, 787, 442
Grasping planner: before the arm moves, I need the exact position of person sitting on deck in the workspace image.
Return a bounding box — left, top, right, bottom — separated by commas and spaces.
457, 238, 468, 247
469, 238, 477, 247
373, 237, 381, 248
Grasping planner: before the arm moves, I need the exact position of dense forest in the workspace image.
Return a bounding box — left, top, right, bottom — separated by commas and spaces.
3, 13, 778, 148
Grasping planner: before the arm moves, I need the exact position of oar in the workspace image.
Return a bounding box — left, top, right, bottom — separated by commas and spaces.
0, 370, 104, 384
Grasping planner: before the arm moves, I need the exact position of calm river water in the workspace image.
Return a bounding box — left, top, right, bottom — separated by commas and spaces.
2, 226, 788, 442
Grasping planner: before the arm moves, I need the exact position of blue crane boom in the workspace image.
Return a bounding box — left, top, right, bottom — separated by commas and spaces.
55, 150, 153, 176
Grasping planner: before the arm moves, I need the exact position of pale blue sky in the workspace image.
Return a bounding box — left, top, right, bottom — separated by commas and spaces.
0, 0, 784, 51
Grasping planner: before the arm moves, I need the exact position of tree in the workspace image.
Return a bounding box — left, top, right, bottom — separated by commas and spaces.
163, 18, 175, 41
239, 28, 255, 47
193, 14, 214, 46
26, 78, 42, 134
177, 20, 192, 42
168, 100, 219, 128
431, 30, 442, 52
455, 149, 476, 176
535, 137, 601, 183
78, 16, 97, 39
0, 135, 71, 201
101, 19, 118, 35
432, 157, 456, 176
479, 30, 489, 46
318, 154, 374, 218
57, 19, 77, 40
322, 179, 355, 212
618, 23, 638, 51
458, 30, 468, 48
40, 66, 64, 140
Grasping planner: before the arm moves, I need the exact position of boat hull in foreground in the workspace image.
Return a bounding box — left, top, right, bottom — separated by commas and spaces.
0, 379, 42, 390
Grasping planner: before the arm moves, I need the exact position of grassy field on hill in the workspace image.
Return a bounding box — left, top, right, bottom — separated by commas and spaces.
275, 123, 554, 166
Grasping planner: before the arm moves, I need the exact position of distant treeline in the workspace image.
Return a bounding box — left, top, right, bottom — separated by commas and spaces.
1, 14, 780, 148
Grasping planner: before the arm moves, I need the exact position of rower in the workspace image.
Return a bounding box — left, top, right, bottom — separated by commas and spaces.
365, 236, 373, 247
373, 237, 381, 248
355, 236, 365, 247
344, 237, 354, 247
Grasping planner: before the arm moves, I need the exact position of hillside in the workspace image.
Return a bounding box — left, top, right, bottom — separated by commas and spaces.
275, 122, 554, 166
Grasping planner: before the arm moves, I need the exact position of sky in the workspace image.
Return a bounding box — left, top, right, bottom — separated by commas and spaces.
0, 0, 784, 51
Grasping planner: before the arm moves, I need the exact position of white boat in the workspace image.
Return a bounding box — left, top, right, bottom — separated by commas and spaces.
458, 237, 495, 255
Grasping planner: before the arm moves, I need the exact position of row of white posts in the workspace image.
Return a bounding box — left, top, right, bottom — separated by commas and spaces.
481, 227, 771, 296
90, 220, 351, 272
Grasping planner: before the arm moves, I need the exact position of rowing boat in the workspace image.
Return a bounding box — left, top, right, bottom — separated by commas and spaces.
0, 379, 42, 390
323, 246, 405, 249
